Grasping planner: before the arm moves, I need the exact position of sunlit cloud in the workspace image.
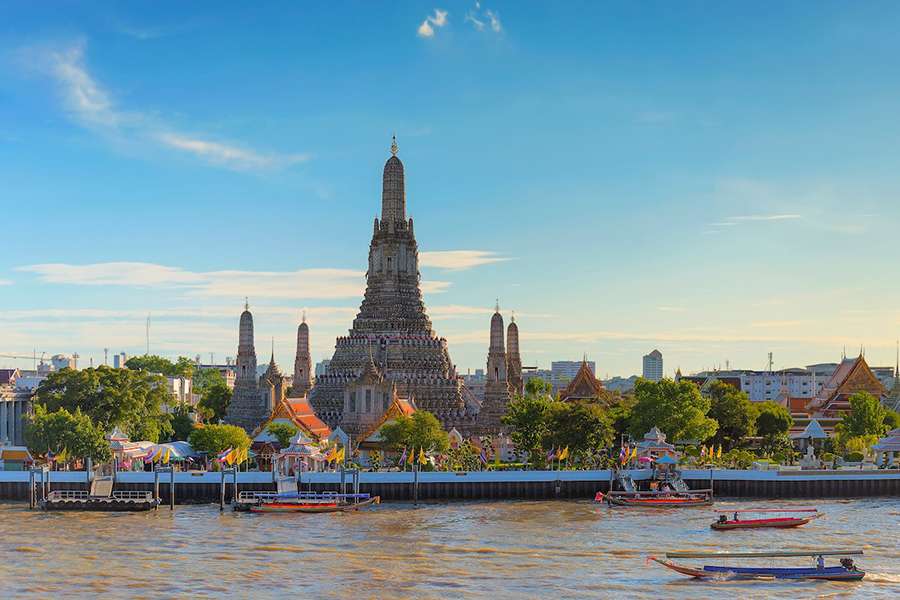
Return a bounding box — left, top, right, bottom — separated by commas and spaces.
465, 2, 501, 33
419, 250, 509, 270
417, 9, 448, 38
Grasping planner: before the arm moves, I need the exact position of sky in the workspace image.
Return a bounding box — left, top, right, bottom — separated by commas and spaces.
2, 2, 900, 377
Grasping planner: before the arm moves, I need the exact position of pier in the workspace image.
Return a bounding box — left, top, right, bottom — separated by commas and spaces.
1, 469, 898, 504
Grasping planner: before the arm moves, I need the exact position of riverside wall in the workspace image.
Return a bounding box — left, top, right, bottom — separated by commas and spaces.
1, 469, 899, 503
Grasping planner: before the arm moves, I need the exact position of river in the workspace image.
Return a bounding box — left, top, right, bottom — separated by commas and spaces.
1, 498, 898, 598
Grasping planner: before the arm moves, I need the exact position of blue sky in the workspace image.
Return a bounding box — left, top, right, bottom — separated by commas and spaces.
2, 1, 899, 376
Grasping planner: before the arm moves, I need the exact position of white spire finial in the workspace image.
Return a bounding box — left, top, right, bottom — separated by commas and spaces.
302, 309, 307, 324
495, 298, 500, 313
511, 310, 516, 323
244, 296, 249, 311
391, 134, 398, 156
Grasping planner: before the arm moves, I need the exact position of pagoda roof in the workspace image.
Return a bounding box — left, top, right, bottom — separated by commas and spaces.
558, 360, 604, 401
809, 355, 885, 414
360, 396, 416, 443
252, 396, 331, 442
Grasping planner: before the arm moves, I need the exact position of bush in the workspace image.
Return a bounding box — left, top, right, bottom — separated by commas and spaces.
846, 451, 865, 463
822, 452, 835, 462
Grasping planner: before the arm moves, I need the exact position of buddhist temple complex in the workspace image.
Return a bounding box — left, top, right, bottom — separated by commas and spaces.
227, 139, 519, 437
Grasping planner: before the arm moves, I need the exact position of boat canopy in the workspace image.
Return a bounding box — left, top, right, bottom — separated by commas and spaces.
665, 549, 863, 559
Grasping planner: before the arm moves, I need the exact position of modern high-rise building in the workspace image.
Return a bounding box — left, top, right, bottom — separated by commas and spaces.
551, 361, 595, 385
642, 349, 663, 381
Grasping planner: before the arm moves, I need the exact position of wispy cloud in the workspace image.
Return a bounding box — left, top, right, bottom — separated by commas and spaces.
419, 250, 509, 270
16, 261, 452, 299
417, 9, 449, 38
30, 40, 306, 171
729, 214, 802, 222
465, 2, 502, 33
0, 279, 12, 286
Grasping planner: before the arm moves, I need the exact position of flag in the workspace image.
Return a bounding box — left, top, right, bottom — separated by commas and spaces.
717, 445, 723, 459
630, 447, 638, 461
700, 445, 707, 459
336, 447, 346, 464
479, 450, 487, 464
547, 446, 556, 462
618, 446, 626, 463
325, 446, 337, 463
56, 447, 68, 463
46, 449, 55, 462
418, 447, 427, 465
217, 447, 233, 463
162, 448, 171, 464
558, 446, 569, 461
407, 447, 415, 465
399, 447, 408, 466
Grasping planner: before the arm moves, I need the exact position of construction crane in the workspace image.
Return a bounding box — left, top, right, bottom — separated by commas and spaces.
0, 352, 47, 370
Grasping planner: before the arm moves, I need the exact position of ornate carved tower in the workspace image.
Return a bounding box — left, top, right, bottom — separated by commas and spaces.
479, 302, 511, 431
506, 313, 523, 397
292, 312, 313, 396
226, 299, 268, 432
309, 138, 474, 431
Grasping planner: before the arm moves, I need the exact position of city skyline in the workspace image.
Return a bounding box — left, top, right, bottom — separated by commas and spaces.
3, 3, 900, 375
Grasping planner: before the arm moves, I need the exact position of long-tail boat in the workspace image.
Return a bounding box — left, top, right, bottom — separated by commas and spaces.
650, 550, 865, 582
235, 491, 380, 514
598, 489, 713, 507
711, 508, 821, 530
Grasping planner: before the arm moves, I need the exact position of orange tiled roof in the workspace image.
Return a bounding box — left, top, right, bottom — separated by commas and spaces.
558, 360, 604, 401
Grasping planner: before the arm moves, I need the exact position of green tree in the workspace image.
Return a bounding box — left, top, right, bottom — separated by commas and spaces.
755, 401, 793, 439
198, 382, 232, 424
884, 408, 900, 431
836, 392, 889, 439
706, 380, 757, 450
34, 366, 173, 442
193, 368, 225, 395
124, 354, 194, 377
379, 411, 450, 454
546, 402, 614, 463
266, 422, 298, 447
608, 396, 635, 444
170, 404, 196, 441
525, 377, 553, 397
188, 424, 251, 455
502, 393, 554, 465
627, 378, 718, 443
24, 406, 112, 463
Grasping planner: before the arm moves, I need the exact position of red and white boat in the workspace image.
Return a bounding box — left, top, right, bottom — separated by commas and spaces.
711, 508, 821, 530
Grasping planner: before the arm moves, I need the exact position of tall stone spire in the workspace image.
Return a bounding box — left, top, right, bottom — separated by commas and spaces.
226, 300, 266, 433
480, 303, 511, 432
506, 311, 523, 396
292, 311, 313, 396
381, 135, 406, 223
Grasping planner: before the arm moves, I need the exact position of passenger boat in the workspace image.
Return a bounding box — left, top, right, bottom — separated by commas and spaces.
711, 508, 821, 530
39, 490, 160, 512
650, 549, 865, 582
598, 490, 713, 507
235, 491, 380, 514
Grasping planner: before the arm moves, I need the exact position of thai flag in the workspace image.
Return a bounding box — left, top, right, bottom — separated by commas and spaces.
479, 450, 487, 464
217, 447, 233, 463
546, 447, 556, 462
618, 446, 626, 463
399, 448, 407, 465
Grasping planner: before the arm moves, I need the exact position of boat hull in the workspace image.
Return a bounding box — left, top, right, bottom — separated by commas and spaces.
249, 496, 379, 514
607, 495, 712, 508
711, 517, 812, 530
40, 498, 160, 512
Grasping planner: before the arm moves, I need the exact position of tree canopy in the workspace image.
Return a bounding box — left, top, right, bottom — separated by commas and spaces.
627, 378, 718, 443
379, 411, 450, 454
34, 366, 173, 442
24, 405, 111, 463
502, 391, 554, 464
546, 402, 614, 461
836, 391, 889, 439
188, 424, 251, 455
125, 354, 194, 378
198, 381, 232, 424
706, 380, 757, 450
266, 422, 298, 447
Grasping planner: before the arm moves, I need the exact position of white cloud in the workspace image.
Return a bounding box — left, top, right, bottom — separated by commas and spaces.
418, 9, 448, 38
32, 41, 304, 171
0, 279, 11, 286
729, 214, 802, 222
485, 10, 502, 32
465, 12, 485, 31
16, 261, 452, 299
419, 250, 509, 270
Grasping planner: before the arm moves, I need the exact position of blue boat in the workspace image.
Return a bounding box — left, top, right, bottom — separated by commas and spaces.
651, 549, 865, 582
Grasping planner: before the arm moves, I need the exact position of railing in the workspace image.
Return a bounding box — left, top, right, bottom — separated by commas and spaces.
45, 490, 154, 501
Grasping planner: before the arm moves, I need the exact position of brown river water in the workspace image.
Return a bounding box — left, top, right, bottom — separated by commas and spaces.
1, 498, 898, 599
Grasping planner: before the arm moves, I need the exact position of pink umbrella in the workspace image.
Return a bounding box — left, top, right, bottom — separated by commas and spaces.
638, 456, 654, 463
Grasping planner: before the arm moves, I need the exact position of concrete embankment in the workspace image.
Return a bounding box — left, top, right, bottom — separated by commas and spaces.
2, 469, 899, 503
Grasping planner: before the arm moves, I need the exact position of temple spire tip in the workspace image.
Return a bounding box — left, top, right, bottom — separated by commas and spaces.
390, 134, 398, 156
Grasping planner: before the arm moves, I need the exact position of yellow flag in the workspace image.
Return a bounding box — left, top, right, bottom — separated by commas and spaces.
408, 447, 416, 464
558, 446, 569, 461
336, 447, 345, 464
418, 447, 427, 465
717, 445, 723, 459
225, 449, 236, 465
630, 446, 637, 461
56, 447, 68, 463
